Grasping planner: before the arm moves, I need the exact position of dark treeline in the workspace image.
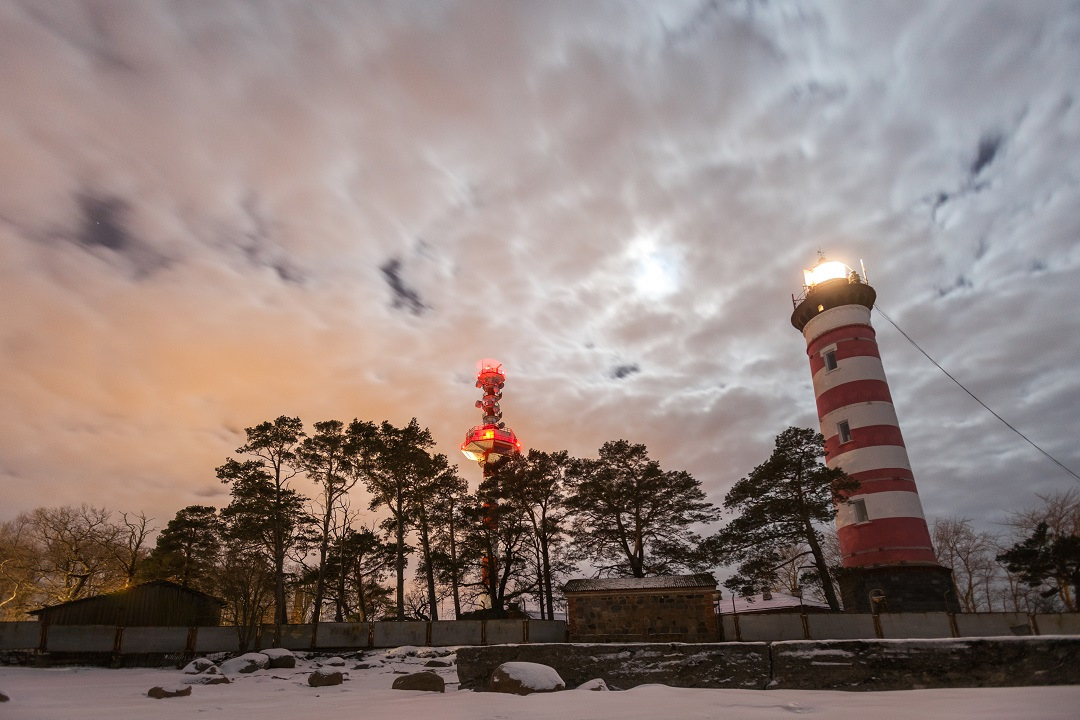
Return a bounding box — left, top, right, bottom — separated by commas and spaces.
2, 421, 1077, 626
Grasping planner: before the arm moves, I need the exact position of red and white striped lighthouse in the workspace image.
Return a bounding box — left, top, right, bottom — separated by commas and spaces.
791, 258, 957, 612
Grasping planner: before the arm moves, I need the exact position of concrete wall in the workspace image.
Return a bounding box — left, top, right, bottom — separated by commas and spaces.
1035, 613, 1080, 635
121, 627, 189, 654
459, 637, 1080, 691
735, 613, 805, 642
954, 612, 1030, 637
806, 613, 877, 639
431, 620, 482, 646
45, 625, 116, 653
372, 621, 427, 648
314, 622, 370, 648
528, 619, 567, 643
0, 621, 39, 650
193, 626, 239, 653
877, 611, 954, 639
486, 619, 526, 644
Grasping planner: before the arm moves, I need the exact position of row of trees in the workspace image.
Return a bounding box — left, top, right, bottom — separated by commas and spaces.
3, 419, 1076, 625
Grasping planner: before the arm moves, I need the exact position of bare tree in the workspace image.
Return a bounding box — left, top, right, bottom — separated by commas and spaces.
933, 517, 1000, 611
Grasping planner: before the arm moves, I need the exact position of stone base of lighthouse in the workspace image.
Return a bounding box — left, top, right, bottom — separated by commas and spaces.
837, 565, 962, 613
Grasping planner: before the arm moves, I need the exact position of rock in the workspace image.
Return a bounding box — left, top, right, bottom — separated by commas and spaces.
319, 656, 346, 667
353, 662, 381, 670
417, 647, 454, 659
0, 690, 9, 702
182, 657, 216, 674
263, 648, 296, 669
391, 672, 445, 692
576, 678, 609, 691
424, 658, 453, 667
147, 686, 193, 699
220, 652, 270, 675
308, 670, 344, 687
489, 662, 565, 695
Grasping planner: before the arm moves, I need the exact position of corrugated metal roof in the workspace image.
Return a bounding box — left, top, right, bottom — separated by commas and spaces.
564, 573, 716, 593
723, 591, 830, 614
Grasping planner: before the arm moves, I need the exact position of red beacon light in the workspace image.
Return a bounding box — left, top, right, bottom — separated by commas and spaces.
460, 359, 522, 469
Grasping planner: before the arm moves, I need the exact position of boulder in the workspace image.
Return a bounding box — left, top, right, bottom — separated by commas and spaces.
220, 652, 270, 675
147, 686, 193, 699
353, 662, 381, 670
263, 648, 296, 669
576, 678, 609, 691
0, 690, 9, 702
391, 672, 446, 692
308, 670, 344, 687
424, 658, 453, 668
319, 656, 346, 667
489, 662, 565, 695
185, 675, 231, 686
182, 657, 216, 674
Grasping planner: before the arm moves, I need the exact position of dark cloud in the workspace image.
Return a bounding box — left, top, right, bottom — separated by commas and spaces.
380, 257, 427, 315
609, 363, 641, 380
971, 132, 1003, 176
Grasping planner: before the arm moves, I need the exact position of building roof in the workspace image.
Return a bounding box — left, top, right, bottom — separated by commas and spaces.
564, 573, 717, 593
722, 591, 830, 614
29, 579, 225, 615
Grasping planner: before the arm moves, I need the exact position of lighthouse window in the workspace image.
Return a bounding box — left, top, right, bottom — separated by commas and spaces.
837, 420, 852, 444
824, 350, 838, 371
852, 498, 869, 524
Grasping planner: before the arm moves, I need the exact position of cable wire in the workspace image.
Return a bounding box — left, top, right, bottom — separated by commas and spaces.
873, 304, 1080, 483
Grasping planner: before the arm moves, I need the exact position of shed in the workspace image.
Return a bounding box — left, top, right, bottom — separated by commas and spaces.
30, 580, 224, 627
563, 573, 719, 643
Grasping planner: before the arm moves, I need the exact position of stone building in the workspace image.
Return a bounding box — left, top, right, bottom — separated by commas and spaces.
563, 574, 719, 643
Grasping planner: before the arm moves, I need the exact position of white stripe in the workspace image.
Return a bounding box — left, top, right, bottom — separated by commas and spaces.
819, 402, 900, 441
803, 304, 872, 346
829, 444, 912, 475
836, 490, 927, 529
813, 355, 887, 396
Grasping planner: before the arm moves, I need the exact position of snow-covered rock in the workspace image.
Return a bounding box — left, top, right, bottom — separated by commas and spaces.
576, 678, 609, 691
489, 662, 565, 695
219, 652, 270, 674
319, 656, 346, 667
181, 657, 216, 674
262, 648, 296, 668
307, 670, 344, 687
391, 672, 445, 692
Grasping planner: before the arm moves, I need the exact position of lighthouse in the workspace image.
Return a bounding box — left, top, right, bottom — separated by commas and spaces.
791, 258, 958, 613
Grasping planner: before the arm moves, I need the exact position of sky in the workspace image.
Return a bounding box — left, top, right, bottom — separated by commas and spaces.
1, 0, 1079, 542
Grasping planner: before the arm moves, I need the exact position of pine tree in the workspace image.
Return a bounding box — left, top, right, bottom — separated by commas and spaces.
216, 416, 308, 633
566, 440, 719, 578
142, 505, 221, 591
716, 426, 857, 611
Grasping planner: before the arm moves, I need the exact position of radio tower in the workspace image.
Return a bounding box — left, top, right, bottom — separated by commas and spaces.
460, 359, 522, 610
791, 257, 958, 613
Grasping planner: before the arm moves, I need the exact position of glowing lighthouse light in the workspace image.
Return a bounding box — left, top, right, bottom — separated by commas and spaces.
803, 260, 852, 288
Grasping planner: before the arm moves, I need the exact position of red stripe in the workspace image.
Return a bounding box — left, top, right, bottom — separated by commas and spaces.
809, 339, 883, 376
824, 424, 906, 459
807, 324, 877, 356
838, 517, 935, 567
837, 475, 919, 497
816, 379, 893, 417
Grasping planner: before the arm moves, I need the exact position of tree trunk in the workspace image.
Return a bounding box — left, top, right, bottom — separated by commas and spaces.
804, 522, 841, 611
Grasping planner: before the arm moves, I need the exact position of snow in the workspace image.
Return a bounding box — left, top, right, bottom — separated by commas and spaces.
1, 652, 1078, 720
495, 661, 565, 691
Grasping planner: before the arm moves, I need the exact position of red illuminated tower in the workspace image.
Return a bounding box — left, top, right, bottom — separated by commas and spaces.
461, 359, 521, 474
791, 258, 958, 613
460, 359, 521, 609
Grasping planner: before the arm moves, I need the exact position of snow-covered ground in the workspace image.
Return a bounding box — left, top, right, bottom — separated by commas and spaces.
2, 647, 1078, 720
